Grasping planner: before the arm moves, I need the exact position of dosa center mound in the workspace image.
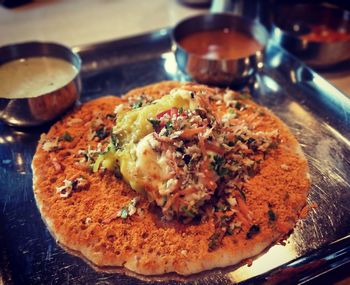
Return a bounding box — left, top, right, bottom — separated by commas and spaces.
32, 81, 310, 276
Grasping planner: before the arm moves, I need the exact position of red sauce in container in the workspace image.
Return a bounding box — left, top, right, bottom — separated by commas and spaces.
178, 28, 263, 60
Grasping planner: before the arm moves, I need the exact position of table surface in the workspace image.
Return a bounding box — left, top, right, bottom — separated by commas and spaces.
0, 1, 349, 284
1, 0, 349, 96
1, 0, 349, 95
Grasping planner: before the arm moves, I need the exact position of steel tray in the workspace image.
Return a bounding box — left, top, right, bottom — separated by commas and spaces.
0, 29, 349, 285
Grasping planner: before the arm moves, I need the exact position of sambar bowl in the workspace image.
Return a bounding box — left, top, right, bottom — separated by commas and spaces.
172, 13, 269, 86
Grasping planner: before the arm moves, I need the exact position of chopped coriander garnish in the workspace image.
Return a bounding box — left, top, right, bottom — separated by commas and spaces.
178, 107, 184, 114
110, 134, 120, 149
165, 121, 174, 136
147, 118, 161, 129
211, 155, 229, 177
120, 208, 128, 219
208, 215, 233, 250
208, 232, 221, 251
117, 197, 140, 219
215, 200, 229, 212
59, 131, 73, 142
181, 206, 196, 218
132, 101, 143, 109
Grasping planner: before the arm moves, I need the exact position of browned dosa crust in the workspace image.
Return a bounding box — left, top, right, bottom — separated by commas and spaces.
32, 81, 310, 276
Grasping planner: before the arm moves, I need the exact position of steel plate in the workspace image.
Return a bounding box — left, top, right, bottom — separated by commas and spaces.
0, 29, 349, 284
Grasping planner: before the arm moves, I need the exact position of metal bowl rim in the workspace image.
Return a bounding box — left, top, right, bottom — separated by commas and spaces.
0, 41, 82, 100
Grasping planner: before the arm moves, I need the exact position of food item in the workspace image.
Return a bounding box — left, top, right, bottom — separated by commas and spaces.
178, 28, 263, 59
0, 57, 78, 99
32, 81, 310, 276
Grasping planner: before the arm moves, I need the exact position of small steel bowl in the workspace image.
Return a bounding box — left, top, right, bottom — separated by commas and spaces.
172, 13, 268, 86
271, 3, 350, 68
0, 42, 82, 127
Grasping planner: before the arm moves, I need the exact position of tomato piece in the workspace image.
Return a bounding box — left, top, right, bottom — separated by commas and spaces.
156, 107, 178, 119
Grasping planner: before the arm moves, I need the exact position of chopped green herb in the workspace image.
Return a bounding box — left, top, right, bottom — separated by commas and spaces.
120, 208, 128, 219
246, 224, 260, 239
178, 107, 184, 114
59, 131, 73, 142
181, 206, 196, 218
229, 108, 235, 115
215, 201, 229, 212
211, 155, 229, 177
165, 121, 174, 136
147, 118, 161, 129
208, 232, 221, 251
117, 197, 139, 219
208, 215, 234, 250
221, 215, 231, 223
226, 228, 233, 235
110, 134, 120, 149
268, 209, 276, 221
132, 101, 143, 109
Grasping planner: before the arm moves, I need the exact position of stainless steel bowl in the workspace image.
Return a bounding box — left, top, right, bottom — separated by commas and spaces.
0, 42, 82, 127
271, 3, 350, 68
172, 13, 269, 86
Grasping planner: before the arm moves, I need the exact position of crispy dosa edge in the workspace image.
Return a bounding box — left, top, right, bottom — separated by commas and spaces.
32, 81, 310, 276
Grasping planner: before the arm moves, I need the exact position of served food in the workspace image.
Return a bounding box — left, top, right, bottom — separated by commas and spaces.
32, 81, 310, 277
0, 56, 78, 99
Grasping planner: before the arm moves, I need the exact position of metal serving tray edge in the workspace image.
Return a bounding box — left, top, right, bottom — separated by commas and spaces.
0, 28, 349, 285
